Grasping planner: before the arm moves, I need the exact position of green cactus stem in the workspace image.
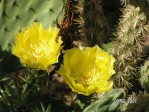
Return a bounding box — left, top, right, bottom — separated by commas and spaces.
74, 0, 110, 46
83, 89, 125, 112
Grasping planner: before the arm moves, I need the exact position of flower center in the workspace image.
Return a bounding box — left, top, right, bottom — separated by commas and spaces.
71, 65, 101, 87
28, 41, 49, 60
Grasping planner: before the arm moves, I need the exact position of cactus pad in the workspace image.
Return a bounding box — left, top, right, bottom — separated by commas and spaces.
0, 0, 65, 51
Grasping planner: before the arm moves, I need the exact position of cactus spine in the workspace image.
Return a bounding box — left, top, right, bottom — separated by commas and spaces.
140, 60, 149, 92
74, 0, 109, 46
112, 4, 149, 89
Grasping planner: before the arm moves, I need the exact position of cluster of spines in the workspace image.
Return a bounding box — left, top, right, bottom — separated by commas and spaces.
112, 4, 149, 89
140, 60, 149, 92
74, 0, 109, 46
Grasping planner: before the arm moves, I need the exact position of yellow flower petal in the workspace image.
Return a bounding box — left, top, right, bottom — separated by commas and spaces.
57, 45, 115, 96
12, 22, 63, 70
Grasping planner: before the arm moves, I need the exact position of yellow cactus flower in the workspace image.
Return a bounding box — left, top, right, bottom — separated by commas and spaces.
57, 45, 115, 96
12, 22, 62, 70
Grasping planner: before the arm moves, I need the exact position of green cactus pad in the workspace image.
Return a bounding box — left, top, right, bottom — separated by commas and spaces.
0, 0, 65, 51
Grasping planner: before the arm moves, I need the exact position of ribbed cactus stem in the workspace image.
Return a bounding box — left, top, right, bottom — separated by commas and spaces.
74, 0, 109, 46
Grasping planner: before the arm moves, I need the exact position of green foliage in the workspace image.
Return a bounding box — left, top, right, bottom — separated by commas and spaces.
0, 69, 72, 112
83, 89, 125, 112
0, 78, 17, 111
72, 98, 86, 112
31, 103, 51, 112
0, 69, 50, 111
0, 76, 20, 111
0, 0, 65, 51
140, 60, 149, 92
